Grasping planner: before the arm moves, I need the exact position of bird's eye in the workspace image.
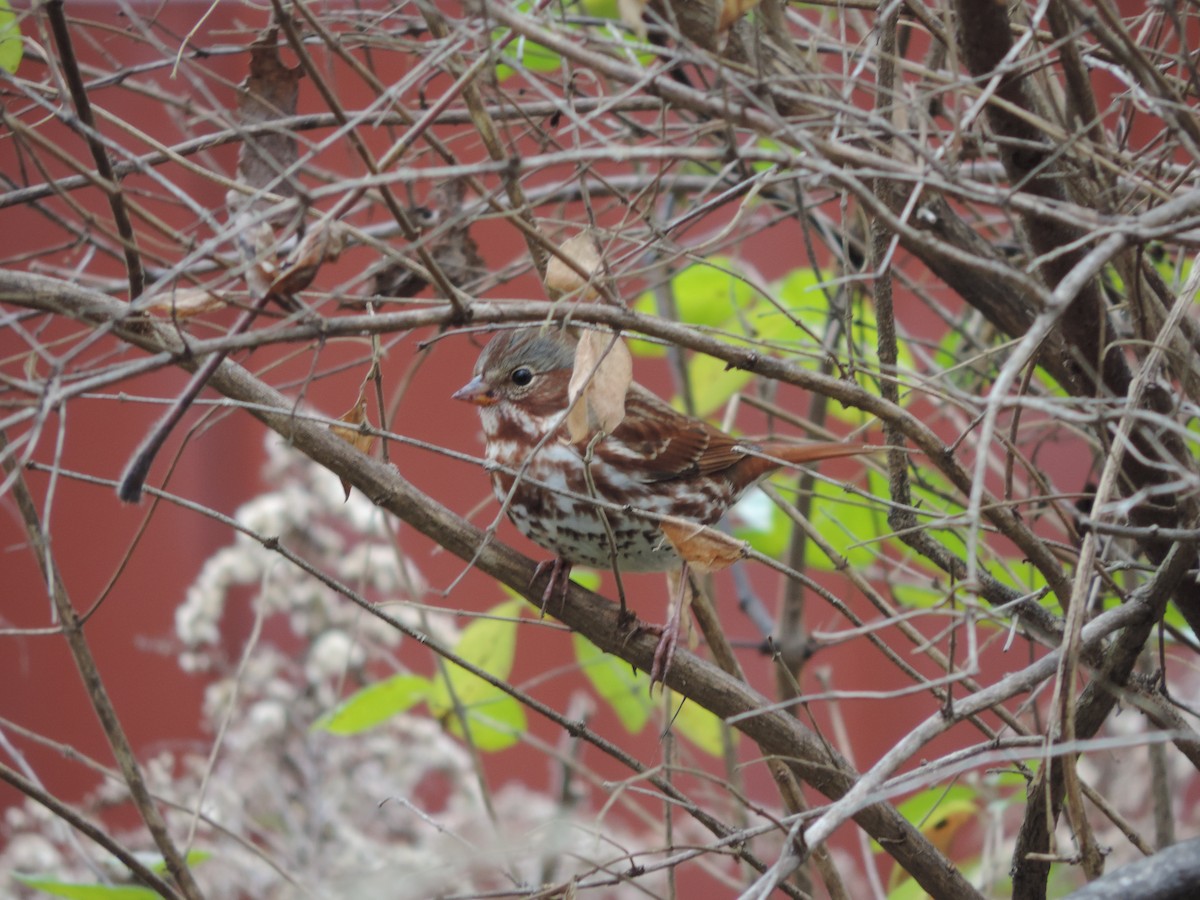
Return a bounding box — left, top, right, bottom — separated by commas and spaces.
510, 367, 534, 387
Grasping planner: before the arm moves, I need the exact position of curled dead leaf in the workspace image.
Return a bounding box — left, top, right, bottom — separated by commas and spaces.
330, 390, 376, 499
270, 221, 350, 297
888, 805, 976, 892
226, 28, 307, 307
718, 0, 762, 33
151, 287, 227, 318
370, 182, 483, 302
236, 218, 279, 301
660, 517, 746, 573
545, 230, 603, 299
617, 0, 648, 40
229, 28, 302, 219
566, 330, 632, 443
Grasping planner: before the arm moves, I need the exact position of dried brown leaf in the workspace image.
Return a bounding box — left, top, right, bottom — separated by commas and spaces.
617, 0, 648, 40
270, 221, 350, 298
222, 30, 305, 307
150, 287, 227, 318
660, 518, 746, 573
367, 181, 482, 303
545, 230, 603, 299
238, 219, 279, 301
372, 225, 482, 301
565, 396, 591, 447
717, 0, 761, 33
229, 28, 302, 216
566, 331, 632, 442
330, 389, 375, 499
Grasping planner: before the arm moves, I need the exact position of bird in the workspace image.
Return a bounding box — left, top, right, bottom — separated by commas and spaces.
453, 325, 871, 681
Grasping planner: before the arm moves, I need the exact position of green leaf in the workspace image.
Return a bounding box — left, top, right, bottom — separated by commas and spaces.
495, 32, 563, 81
1099, 587, 1190, 635
886, 875, 932, 900
661, 260, 772, 415
894, 784, 978, 832
573, 635, 735, 756
0, 0, 21, 75
174, 851, 211, 871
567, 567, 601, 592
314, 673, 431, 734
899, 463, 1061, 607
581, 0, 619, 14
872, 784, 978, 857
441, 599, 523, 690
880, 785, 981, 898
752, 137, 783, 174
317, 600, 528, 749
889, 580, 949, 609
14, 850, 210, 897
776, 269, 916, 376
493, 0, 651, 82
802, 475, 884, 571
427, 599, 527, 751
1152, 245, 1194, 291
686, 351, 756, 417
13, 874, 159, 899
635, 260, 890, 423
573, 632, 652, 733
631, 257, 757, 358
664, 258, 758, 326
439, 691, 527, 751
635, 259, 903, 425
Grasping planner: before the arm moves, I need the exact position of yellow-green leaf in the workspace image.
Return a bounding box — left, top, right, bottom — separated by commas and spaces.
12, 852, 212, 899
440, 692, 526, 751
495, 31, 562, 81
670, 694, 733, 757
438, 599, 523, 700
156, 851, 209, 873
874, 783, 978, 855
13, 874, 159, 899
881, 785, 980, 897
314, 673, 431, 734
686, 352, 756, 417
574, 634, 735, 756
802, 475, 884, 571
631, 258, 756, 357
573, 632, 652, 733
427, 599, 526, 751
0, 0, 21, 75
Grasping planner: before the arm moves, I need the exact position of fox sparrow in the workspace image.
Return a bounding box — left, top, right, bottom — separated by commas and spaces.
453, 326, 870, 679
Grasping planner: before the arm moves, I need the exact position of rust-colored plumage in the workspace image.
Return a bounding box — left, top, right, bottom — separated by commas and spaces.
454, 326, 871, 681
454, 327, 871, 573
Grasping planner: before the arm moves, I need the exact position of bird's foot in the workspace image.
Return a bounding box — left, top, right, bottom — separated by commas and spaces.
649, 619, 680, 688
531, 557, 573, 616
625, 617, 680, 689
646, 561, 690, 689
615, 603, 637, 631
631, 598, 686, 689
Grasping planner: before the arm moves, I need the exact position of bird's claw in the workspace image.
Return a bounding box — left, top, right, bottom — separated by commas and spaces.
532, 557, 573, 616
625, 617, 680, 690
650, 622, 679, 688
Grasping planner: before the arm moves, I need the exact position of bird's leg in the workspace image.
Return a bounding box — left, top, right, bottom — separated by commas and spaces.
649, 562, 690, 687
532, 557, 573, 616
580, 433, 630, 623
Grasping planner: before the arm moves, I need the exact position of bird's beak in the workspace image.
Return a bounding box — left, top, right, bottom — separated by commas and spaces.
452, 376, 498, 407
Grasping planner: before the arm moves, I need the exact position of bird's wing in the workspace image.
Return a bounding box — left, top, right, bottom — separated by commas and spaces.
598, 385, 745, 483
